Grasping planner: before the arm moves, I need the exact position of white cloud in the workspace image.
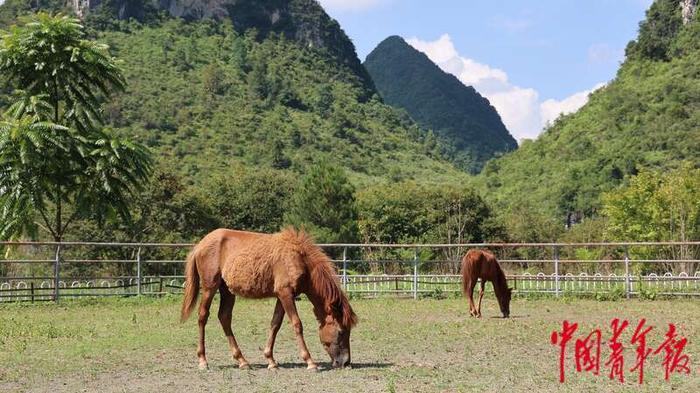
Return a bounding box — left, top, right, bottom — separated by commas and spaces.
407, 34, 603, 142
318, 0, 386, 12
541, 83, 605, 126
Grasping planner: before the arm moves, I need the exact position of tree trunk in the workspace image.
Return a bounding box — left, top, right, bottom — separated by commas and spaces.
55, 186, 62, 243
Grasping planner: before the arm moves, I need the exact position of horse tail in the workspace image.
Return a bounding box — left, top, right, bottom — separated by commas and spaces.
180, 250, 199, 322
461, 252, 471, 294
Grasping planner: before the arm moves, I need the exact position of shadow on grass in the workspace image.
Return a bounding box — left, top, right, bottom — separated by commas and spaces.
217, 362, 394, 372
488, 314, 529, 319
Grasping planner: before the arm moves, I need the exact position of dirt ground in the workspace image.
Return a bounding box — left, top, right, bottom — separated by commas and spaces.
0, 295, 698, 392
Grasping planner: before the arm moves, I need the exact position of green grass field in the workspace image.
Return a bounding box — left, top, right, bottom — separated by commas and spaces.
0, 296, 698, 392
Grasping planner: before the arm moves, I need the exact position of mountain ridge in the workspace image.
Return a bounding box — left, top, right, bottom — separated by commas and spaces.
364, 35, 517, 173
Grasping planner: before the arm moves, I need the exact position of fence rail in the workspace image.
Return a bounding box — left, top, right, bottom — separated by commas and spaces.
1, 241, 699, 302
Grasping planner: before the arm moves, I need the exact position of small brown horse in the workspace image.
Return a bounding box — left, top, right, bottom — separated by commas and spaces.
181, 227, 357, 370
461, 249, 512, 318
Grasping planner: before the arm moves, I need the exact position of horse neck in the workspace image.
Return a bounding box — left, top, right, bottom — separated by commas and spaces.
303, 245, 356, 328
306, 291, 331, 324
492, 267, 508, 296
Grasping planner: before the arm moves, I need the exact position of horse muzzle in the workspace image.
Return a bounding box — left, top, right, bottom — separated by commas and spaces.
332, 354, 350, 368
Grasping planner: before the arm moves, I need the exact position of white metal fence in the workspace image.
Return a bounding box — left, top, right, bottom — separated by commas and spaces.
0, 241, 699, 302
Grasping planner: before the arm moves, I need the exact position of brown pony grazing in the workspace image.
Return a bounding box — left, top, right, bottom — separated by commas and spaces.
180, 227, 358, 371
461, 249, 512, 318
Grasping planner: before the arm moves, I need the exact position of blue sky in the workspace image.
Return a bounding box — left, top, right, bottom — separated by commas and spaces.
319, 0, 654, 140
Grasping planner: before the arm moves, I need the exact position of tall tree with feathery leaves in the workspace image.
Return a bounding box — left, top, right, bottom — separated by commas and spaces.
0, 13, 152, 241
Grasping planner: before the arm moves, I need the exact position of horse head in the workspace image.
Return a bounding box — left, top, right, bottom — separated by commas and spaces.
498, 287, 513, 318
318, 298, 357, 368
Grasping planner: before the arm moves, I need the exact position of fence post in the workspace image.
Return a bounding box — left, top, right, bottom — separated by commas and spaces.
54, 245, 61, 302
413, 248, 418, 300
624, 246, 631, 299
553, 246, 560, 298
136, 247, 142, 296
342, 247, 348, 292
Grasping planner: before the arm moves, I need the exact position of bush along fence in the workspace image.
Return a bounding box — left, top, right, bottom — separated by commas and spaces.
0, 241, 699, 302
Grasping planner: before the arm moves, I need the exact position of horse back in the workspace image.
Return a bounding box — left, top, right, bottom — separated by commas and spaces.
198, 229, 307, 298
462, 249, 500, 281
192, 229, 268, 292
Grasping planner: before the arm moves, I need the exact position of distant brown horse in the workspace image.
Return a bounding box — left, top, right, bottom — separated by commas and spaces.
180, 228, 357, 370
461, 249, 512, 318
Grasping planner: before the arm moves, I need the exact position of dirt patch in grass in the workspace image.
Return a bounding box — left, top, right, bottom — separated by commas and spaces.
1, 296, 698, 392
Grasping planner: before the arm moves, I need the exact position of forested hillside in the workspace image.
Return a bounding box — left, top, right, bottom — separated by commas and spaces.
364, 36, 517, 173
99, 20, 469, 184
1, 1, 496, 247
0, 0, 376, 93
479, 0, 700, 238
0, 0, 468, 185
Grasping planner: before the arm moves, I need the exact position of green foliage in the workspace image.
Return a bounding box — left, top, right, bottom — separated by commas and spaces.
0, 0, 67, 27
602, 164, 700, 243
0, 13, 125, 131
627, 0, 683, 61
284, 160, 358, 243
204, 167, 295, 233
356, 181, 504, 245
600, 164, 700, 273
419, 287, 446, 300
594, 286, 625, 301
0, 13, 151, 241
638, 287, 659, 300
500, 201, 564, 244
68, 168, 216, 244
364, 36, 517, 173
201, 62, 228, 96
0, 111, 68, 239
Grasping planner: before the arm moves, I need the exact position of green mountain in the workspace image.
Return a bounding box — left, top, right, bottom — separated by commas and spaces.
364, 36, 517, 173
479, 0, 700, 227
0, 0, 468, 185
1, 0, 375, 94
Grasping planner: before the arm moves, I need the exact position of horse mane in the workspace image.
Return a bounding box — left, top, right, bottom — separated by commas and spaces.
487, 251, 509, 294
493, 264, 508, 292
278, 227, 358, 329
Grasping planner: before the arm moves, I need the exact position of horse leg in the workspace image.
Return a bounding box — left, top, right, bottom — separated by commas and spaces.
197, 286, 217, 370
278, 290, 318, 370
263, 299, 285, 369
476, 280, 485, 318
218, 286, 249, 369
468, 279, 478, 317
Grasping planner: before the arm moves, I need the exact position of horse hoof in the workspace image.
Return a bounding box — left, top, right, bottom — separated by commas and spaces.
267, 363, 279, 370
307, 364, 319, 371
239, 363, 250, 370
198, 362, 209, 371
